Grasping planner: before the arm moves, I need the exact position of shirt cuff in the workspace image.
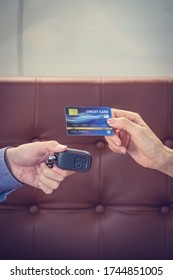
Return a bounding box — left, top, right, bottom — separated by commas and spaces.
0, 147, 23, 194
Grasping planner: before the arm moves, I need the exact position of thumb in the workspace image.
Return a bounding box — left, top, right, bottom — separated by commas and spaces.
107, 117, 138, 135
53, 143, 67, 153
37, 141, 67, 154
46, 141, 67, 153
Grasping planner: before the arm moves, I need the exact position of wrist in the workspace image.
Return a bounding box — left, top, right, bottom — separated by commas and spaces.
4, 147, 14, 173
5, 147, 22, 183
157, 145, 173, 177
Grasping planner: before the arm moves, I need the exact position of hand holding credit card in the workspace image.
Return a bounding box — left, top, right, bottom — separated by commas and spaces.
65, 107, 114, 136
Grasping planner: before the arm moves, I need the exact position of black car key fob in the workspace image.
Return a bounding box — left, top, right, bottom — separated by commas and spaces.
45, 148, 92, 172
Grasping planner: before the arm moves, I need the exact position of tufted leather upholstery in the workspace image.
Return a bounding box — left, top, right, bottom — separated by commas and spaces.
0, 77, 173, 260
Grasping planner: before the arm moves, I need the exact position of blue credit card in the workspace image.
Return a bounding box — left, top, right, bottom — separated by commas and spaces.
65, 106, 114, 136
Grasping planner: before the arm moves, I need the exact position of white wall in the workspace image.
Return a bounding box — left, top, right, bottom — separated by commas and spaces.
0, 0, 173, 76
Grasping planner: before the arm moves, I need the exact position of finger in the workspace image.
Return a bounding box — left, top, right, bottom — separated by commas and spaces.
108, 142, 126, 154
105, 130, 122, 146
106, 128, 130, 152
52, 143, 67, 153
107, 117, 139, 136
119, 129, 131, 149
106, 133, 121, 146
37, 164, 65, 191
38, 180, 60, 194
51, 166, 75, 177
111, 109, 145, 125
105, 135, 119, 147
38, 172, 62, 191
38, 164, 75, 189
40, 166, 66, 183
40, 141, 67, 154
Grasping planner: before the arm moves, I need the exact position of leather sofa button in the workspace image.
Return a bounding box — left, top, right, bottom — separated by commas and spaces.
164, 139, 173, 148
96, 141, 106, 150
160, 206, 170, 215
95, 205, 105, 214
29, 205, 40, 215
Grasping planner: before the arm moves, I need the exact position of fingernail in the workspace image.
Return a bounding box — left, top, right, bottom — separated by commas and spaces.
119, 147, 126, 154
61, 145, 67, 148
107, 118, 114, 124
56, 144, 67, 149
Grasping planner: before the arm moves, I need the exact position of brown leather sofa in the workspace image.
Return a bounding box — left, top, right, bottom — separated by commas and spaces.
0, 77, 173, 260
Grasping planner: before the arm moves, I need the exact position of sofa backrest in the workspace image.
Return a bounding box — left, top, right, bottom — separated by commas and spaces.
0, 77, 173, 260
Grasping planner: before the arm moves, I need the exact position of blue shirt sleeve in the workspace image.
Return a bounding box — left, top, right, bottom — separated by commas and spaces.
0, 148, 23, 202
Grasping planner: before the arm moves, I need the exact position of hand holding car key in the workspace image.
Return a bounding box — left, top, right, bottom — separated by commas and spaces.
46, 148, 92, 172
